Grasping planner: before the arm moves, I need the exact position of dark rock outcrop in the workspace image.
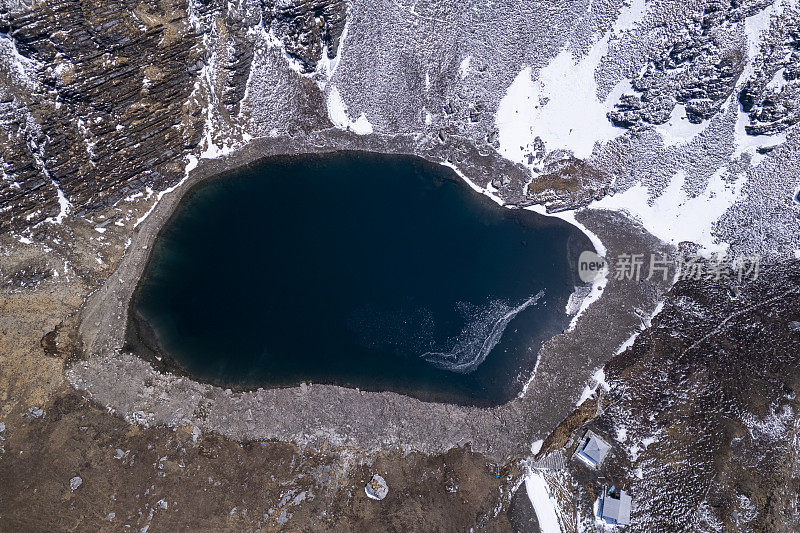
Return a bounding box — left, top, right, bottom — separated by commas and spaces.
607, 0, 770, 131
0, 0, 205, 231
738, 7, 800, 135
265, 0, 348, 73
0, 0, 349, 232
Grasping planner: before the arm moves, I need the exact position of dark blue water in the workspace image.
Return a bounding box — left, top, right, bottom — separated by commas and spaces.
131, 152, 589, 406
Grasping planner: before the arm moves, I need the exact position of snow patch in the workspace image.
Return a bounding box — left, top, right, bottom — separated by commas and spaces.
765, 67, 788, 93
525, 206, 607, 332
591, 168, 745, 254
610, 300, 665, 368
531, 439, 544, 455
199, 108, 236, 159
134, 157, 196, 228
614, 329, 640, 356
577, 366, 611, 406
326, 86, 374, 135
525, 470, 563, 533
656, 104, 712, 147
495, 0, 648, 165
459, 55, 472, 79
0, 32, 39, 88
611, 0, 648, 34
440, 161, 504, 205
44, 183, 72, 224
565, 286, 590, 316
641, 435, 658, 448
317, 17, 349, 81
742, 403, 793, 442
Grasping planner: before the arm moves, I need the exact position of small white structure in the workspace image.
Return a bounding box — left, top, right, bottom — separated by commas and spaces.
575, 430, 611, 468
598, 486, 632, 526
365, 474, 388, 500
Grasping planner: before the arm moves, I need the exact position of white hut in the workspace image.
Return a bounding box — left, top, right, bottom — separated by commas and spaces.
575, 430, 611, 468
598, 486, 632, 526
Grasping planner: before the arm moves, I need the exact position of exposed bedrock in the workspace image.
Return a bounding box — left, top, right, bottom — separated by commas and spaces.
0, 0, 204, 231
607, 0, 800, 135
0, 0, 348, 232
738, 7, 800, 135
265, 0, 348, 72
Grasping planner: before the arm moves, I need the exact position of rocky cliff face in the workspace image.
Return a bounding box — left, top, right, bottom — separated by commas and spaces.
605, 0, 800, 141
0, 0, 204, 231
738, 7, 800, 135
0, 0, 346, 233
607, 0, 785, 129
266, 0, 347, 73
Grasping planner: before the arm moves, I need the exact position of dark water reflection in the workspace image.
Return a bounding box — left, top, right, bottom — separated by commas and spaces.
131, 152, 590, 406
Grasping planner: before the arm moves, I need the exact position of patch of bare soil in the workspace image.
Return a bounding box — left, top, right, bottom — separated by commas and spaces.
0, 388, 516, 531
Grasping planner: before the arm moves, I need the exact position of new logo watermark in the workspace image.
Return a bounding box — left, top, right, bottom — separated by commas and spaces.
578, 250, 608, 283
577, 250, 761, 283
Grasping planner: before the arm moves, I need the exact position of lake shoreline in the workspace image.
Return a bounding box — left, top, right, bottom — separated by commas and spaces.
126, 151, 587, 407
70, 129, 674, 461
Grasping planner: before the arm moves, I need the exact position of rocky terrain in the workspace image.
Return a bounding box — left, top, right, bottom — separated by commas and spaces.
1, 387, 516, 531
1, 0, 799, 530
527, 258, 800, 532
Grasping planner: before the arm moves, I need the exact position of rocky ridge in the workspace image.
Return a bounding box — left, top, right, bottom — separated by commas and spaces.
738, 5, 800, 135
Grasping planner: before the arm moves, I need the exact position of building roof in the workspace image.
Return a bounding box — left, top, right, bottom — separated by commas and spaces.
601, 489, 632, 525
579, 434, 611, 466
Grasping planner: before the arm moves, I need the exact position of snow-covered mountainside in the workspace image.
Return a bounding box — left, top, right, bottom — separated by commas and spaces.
1, 0, 799, 530
1, 0, 798, 257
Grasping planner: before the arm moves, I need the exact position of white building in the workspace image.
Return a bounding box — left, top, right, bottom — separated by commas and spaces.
574, 430, 611, 468
598, 486, 632, 526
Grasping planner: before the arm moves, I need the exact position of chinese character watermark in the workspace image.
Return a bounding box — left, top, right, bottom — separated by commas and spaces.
578, 251, 761, 283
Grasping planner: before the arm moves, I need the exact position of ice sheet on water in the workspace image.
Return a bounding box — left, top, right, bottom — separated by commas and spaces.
421, 291, 544, 374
